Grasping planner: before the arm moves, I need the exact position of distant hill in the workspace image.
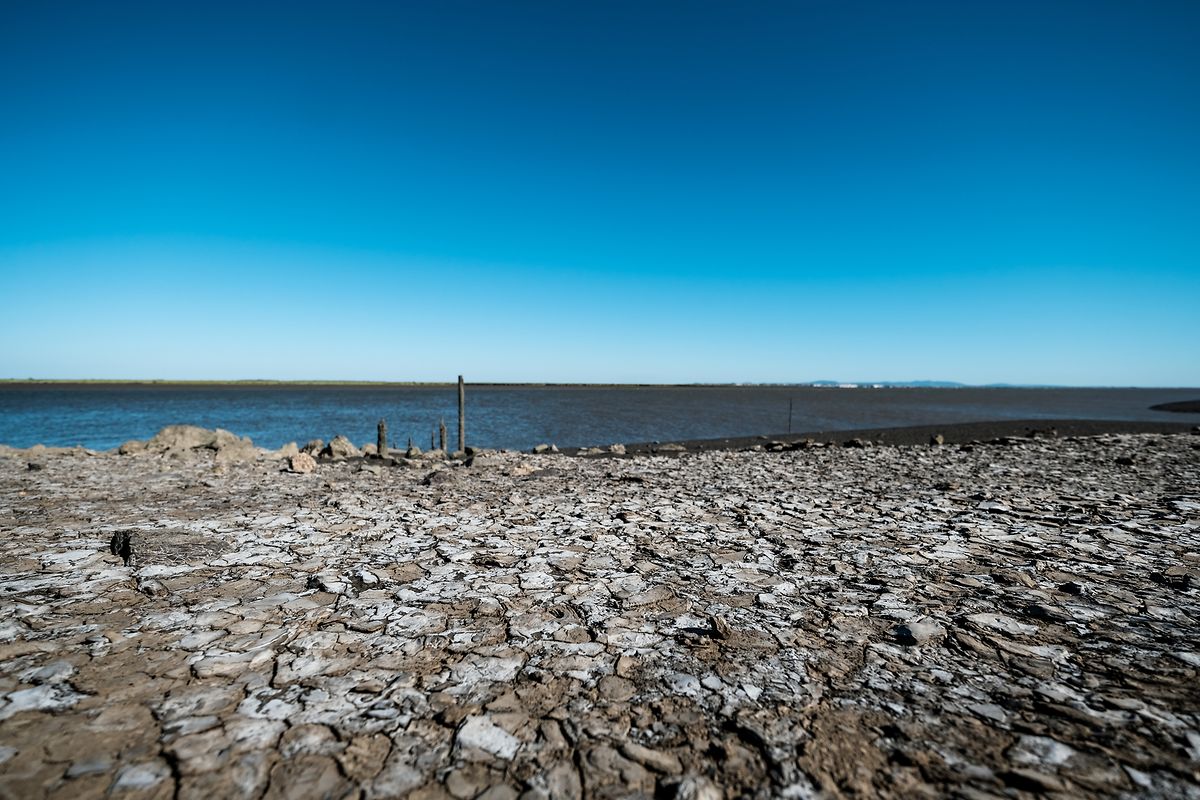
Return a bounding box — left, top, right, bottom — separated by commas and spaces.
804, 380, 968, 388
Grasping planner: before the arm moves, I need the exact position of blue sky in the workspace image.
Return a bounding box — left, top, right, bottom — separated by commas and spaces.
1, 1, 1197, 385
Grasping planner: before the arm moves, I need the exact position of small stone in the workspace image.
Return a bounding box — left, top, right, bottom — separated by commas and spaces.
456, 716, 521, 760
519, 572, 554, 591
964, 613, 1037, 636
137, 578, 168, 598
709, 615, 733, 640
112, 760, 171, 790
422, 469, 454, 486
1002, 768, 1070, 793
66, 758, 112, 777
1008, 735, 1076, 767
620, 742, 682, 775
321, 435, 360, 460
894, 621, 945, 646
598, 676, 635, 703
25, 661, 74, 685
968, 703, 1009, 723
288, 453, 317, 473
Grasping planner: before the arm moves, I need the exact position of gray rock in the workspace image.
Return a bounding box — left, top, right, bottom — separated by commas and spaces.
321, 435, 360, 460
146, 425, 217, 452
894, 621, 946, 646
456, 716, 520, 760
422, 469, 454, 486
288, 453, 317, 473
137, 578, 168, 598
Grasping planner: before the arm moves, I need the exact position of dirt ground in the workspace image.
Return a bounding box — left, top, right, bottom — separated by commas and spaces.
1, 431, 1198, 798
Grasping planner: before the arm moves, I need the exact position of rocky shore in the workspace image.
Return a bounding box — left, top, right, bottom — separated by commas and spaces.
1, 428, 1199, 798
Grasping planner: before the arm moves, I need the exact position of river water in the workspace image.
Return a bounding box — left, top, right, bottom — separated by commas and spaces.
0, 384, 1197, 451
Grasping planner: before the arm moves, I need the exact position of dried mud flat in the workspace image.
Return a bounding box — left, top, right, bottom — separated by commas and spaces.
1, 433, 1199, 799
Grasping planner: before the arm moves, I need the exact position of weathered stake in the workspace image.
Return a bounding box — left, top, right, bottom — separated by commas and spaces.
377, 419, 388, 458
439, 418, 447, 452
457, 375, 466, 452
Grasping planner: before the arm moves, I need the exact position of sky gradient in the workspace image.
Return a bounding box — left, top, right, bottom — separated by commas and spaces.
1, 1, 1197, 385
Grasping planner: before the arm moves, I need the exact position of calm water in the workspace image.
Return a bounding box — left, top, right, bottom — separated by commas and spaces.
0, 384, 1197, 452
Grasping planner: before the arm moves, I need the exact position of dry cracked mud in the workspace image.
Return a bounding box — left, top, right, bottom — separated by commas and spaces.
1, 432, 1199, 799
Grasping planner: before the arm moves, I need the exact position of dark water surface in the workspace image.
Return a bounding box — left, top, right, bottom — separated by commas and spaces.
1, 384, 1198, 452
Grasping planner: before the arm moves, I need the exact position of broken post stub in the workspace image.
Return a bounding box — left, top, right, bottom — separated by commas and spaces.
457, 376, 466, 452
110, 531, 134, 567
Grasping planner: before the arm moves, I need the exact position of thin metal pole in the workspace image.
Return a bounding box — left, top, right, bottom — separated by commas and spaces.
457, 375, 466, 452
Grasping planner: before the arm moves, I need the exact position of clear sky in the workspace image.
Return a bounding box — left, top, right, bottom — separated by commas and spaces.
1, 1, 1197, 385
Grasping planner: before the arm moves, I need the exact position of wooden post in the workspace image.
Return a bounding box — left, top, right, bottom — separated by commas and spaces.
439, 418, 447, 452
457, 375, 465, 452
377, 419, 388, 458
430, 429, 436, 450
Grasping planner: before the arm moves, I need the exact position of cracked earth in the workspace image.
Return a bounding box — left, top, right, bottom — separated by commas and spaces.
1, 432, 1199, 799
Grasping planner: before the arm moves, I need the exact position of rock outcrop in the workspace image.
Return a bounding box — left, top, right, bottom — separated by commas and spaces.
320, 435, 360, 461
117, 425, 259, 462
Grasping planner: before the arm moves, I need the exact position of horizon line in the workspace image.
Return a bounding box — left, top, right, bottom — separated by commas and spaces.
2, 378, 1198, 390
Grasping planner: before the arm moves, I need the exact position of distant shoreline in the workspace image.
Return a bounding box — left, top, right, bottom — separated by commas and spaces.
576, 418, 1200, 456
2, 418, 1195, 456
2, 379, 1199, 390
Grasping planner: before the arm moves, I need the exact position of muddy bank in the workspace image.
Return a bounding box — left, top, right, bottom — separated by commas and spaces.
1, 432, 1198, 798
1151, 400, 1200, 414
570, 418, 1200, 456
